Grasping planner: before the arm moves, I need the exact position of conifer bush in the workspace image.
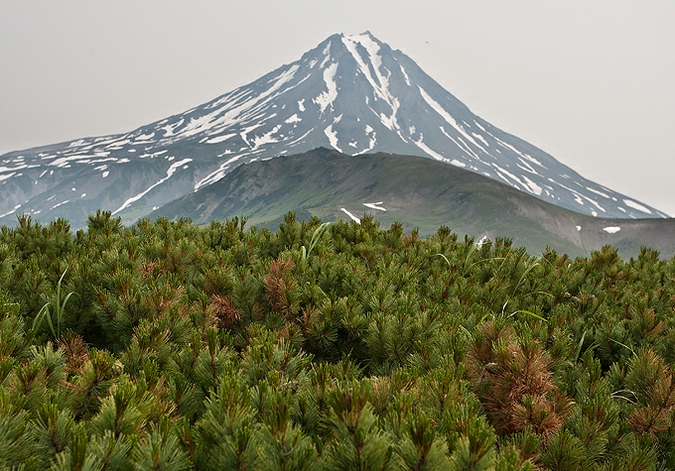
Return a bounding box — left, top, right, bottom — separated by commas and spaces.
2, 210, 675, 468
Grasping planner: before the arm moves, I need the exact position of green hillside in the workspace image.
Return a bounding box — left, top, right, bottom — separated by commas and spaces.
1, 213, 675, 469
155, 148, 675, 259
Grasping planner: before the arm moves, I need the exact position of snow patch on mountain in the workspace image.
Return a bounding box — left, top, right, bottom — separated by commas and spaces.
252, 125, 282, 149
161, 119, 184, 137
204, 133, 236, 144
522, 175, 543, 196
314, 62, 339, 113
113, 158, 192, 215
364, 202, 387, 211
413, 136, 450, 164
340, 207, 361, 223
50, 200, 70, 211
324, 125, 341, 153
399, 64, 411, 86
516, 159, 538, 175
135, 132, 155, 141
623, 199, 652, 215
195, 154, 247, 189
0, 173, 17, 182
0, 204, 21, 219
587, 187, 610, 199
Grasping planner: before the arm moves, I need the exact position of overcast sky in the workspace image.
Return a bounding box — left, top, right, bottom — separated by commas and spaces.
2, 1, 674, 215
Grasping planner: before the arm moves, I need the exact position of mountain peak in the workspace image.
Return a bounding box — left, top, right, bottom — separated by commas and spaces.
342, 30, 379, 44
333, 30, 376, 41
0, 33, 668, 227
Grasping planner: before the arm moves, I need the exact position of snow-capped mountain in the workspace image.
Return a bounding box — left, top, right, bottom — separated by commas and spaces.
0, 32, 667, 228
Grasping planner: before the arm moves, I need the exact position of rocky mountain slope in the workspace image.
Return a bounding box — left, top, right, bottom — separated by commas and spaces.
0, 32, 667, 229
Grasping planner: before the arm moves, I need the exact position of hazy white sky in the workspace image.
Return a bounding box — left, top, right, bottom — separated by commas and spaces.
1, 1, 674, 215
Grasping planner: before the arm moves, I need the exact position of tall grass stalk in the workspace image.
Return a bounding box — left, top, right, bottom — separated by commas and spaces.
301, 222, 330, 269
32, 268, 74, 339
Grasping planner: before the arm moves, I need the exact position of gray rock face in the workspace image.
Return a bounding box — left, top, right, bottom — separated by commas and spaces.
0, 32, 667, 228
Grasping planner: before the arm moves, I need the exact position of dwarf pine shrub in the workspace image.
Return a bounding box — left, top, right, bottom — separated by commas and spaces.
0, 211, 675, 468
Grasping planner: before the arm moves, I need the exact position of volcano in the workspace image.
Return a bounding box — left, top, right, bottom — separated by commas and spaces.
0, 32, 667, 228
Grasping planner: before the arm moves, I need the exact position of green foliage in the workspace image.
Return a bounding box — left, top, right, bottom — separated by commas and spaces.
0, 389, 34, 467
0, 212, 674, 468
323, 380, 395, 470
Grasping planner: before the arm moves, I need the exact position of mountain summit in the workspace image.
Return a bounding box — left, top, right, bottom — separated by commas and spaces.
0, 32, 667, 227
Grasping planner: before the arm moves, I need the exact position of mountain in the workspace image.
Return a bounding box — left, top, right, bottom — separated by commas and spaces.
155, 148, 675, 259
0, 32, 668, 229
